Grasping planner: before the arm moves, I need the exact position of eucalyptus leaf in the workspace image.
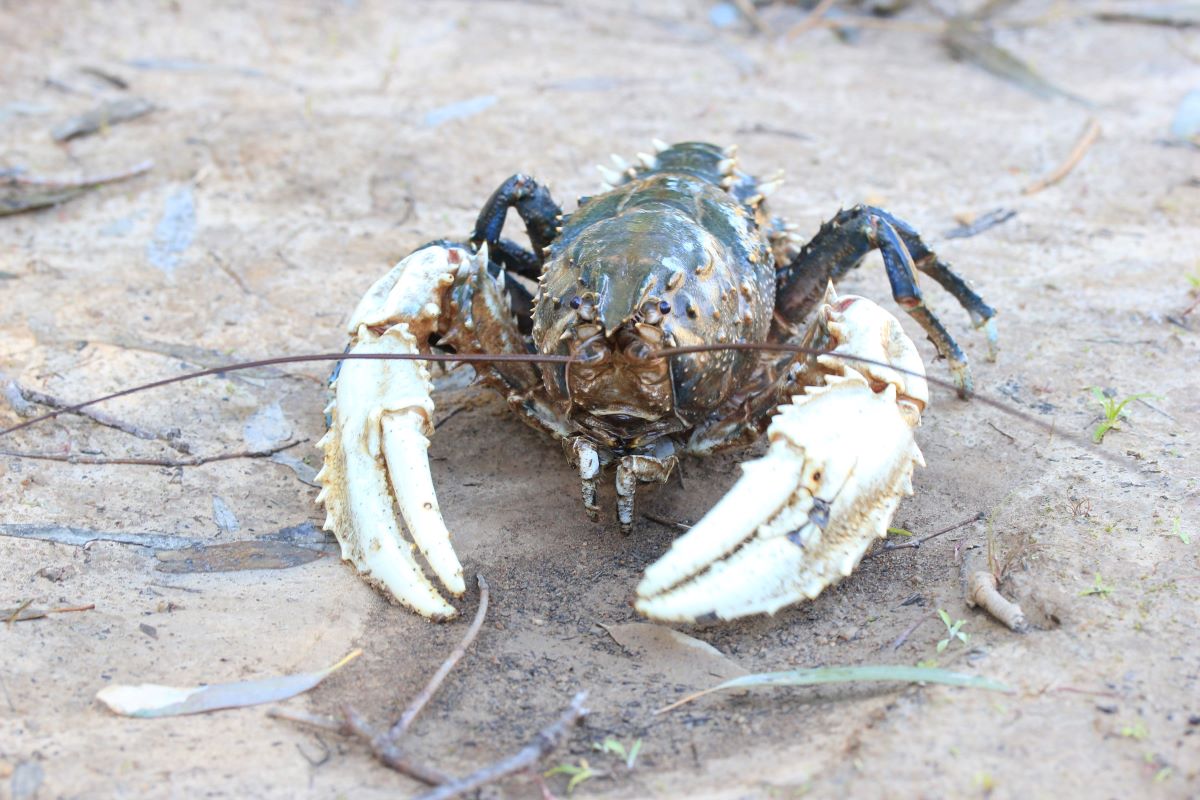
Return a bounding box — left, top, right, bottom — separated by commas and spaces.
96, 650, 361, 718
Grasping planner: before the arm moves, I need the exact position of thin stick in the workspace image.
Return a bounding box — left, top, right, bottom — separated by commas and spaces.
0, 439, 302, 467
338, 706, 453, 786
862, 511, 985, 560
3, 603, 96, 623
987, 420, 1016, 442
2, 375, 191, 452
268, 707, 344, 732
390, 575, 490, 739
786, 0, 839, 38
814, 15, 943, 33
3, 159, 154, 188
1022, 119, 1101, 195
412, 692, 590, 800
1053, 685, 1119, 698
4, 599, 33, 626
889, 616, 928, 651
642, 512, 692, 531
271, 575, 491, 787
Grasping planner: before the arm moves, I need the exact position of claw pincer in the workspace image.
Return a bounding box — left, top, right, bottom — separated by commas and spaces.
635, 291, 928, 622
317, 245, 478, 619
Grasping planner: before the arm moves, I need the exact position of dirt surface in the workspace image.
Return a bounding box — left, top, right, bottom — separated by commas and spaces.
2, 1, 1199, 797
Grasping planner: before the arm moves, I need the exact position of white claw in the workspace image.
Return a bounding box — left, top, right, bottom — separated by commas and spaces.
319, 245, 473, 620
636, 152, 658, 169
637, 444, 806, 598
652, 138, 670, 153
636, 292, 927, 624
382, 413, 466, 596
610, 153, 629, 170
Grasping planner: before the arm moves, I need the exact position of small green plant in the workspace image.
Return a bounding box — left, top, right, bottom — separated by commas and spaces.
545, 759, 596, 794
1087, 387, 1156, 443
1173, 516, 1190, 545
1080, 573, 1114, 598
973, 771, 996, 792
936, 609, 970, 653
593, 735, 643, 770
1119, 720, 1148, 740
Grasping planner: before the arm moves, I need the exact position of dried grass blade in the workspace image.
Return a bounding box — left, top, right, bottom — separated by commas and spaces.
656, 664, 1010, 714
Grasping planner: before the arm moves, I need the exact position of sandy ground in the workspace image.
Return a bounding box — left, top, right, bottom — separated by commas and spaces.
1, 1, 1199, 797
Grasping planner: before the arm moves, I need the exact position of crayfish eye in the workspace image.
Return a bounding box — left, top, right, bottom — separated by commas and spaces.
569, 295, 582, 309
639, 298, 670, 326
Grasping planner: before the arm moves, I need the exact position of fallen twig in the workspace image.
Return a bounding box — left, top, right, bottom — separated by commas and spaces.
79, 65, 130, 89
1023, 118, 1102, 195
987, 421, 1017, 442
888, 616, 929, 651
272, 576, 493, 787
0, 523, 199, 549
271, 577, 586, 796
0, 521, 326, 552
0, 159, 154, 216
942, 19, 1090, 105
943, 208, 1016, 240
390, 575, 490, 738
4, 600, 34, 626
642, 512, 692, 531
51, 97, 155, 142
1096, 5, 1200, 28
0, 439, 302, 467
413, 692, 590, 800
3, 602, 95, 624
863, 512, 985, 560
2, 158, 154, 189
786, 0, 840, 38
1, 374, 191, 453
1052, 685, 1120, 698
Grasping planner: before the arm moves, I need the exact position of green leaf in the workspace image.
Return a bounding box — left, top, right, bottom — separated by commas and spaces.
626, 738, 643, 770
937, 639, 949, 653
656, 664, 1011, 713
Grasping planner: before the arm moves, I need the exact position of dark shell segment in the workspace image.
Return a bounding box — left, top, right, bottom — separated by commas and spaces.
532, 144, 775, 425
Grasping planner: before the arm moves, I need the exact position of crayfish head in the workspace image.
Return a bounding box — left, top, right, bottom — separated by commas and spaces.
562, 295, 676, 441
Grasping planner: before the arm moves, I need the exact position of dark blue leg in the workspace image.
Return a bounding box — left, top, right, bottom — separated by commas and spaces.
775, 205, 995, 396
470, 174, 562, 261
